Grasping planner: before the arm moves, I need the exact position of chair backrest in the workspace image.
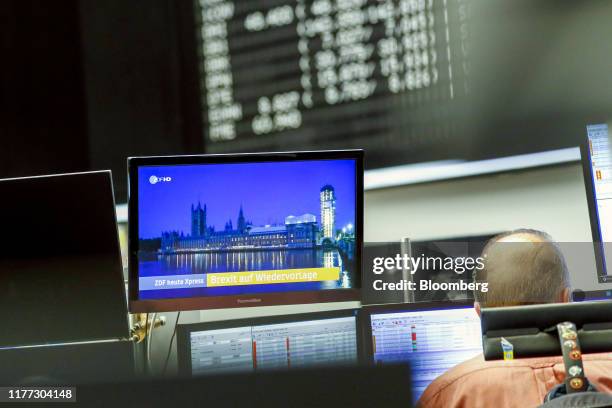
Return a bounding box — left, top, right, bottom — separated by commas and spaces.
480, 301, 612, 360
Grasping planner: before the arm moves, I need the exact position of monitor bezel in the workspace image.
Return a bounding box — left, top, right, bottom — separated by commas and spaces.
580, 137, 610, 284
176, 308, 363, 376
359, 300, 477, 363
128, 150, 364, 312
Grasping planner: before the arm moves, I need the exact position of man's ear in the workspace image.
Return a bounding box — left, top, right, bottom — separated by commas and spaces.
474, 301, 481, 318
560, 287, 571, 303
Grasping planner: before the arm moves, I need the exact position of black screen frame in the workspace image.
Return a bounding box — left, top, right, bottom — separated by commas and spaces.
359, 300, 477, 363
176, 308, 363, 376
580, 137, 610, 285
128, 149, 363, 312
0, 170, 129, 347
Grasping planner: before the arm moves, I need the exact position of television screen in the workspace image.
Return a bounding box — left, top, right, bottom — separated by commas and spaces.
128, 150, 363, 311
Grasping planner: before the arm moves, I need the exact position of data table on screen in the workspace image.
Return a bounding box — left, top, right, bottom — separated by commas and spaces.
189, 316, 358, 375
190, 327, 254, 375
587, 124, 612, 275
196, 0, 470, 166
370, 307, 482, 401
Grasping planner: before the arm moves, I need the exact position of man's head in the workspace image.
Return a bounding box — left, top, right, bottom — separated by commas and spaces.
473, 229, 571, 314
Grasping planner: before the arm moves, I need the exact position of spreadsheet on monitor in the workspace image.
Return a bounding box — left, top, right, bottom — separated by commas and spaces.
370, 307, 482, 401
587, 124, 612, 278
189, 316, 358, 375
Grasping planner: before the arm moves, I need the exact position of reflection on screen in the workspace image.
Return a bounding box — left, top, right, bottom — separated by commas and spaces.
370, 307, 482, 401
587, 124, 612, 277
189, 316, 357, 375
136, 159, 357, 300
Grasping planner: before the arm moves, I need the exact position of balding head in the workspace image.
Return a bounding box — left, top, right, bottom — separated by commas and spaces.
474, 229, 570, 308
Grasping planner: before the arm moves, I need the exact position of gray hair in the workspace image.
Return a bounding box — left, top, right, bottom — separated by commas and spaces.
473, 229, 570, 307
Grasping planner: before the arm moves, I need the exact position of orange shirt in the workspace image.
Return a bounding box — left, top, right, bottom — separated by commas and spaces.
417, 353, 612, 408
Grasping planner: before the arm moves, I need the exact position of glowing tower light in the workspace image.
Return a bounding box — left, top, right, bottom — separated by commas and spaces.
320, 185, 336, 240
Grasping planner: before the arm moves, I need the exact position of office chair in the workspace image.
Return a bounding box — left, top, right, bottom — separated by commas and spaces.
481, 301, 612, 404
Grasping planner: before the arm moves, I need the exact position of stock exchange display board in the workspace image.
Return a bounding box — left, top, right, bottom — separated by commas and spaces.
196, 0, 471, 167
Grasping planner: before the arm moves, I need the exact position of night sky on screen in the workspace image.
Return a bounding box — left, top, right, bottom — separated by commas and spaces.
138, 159, 356, 239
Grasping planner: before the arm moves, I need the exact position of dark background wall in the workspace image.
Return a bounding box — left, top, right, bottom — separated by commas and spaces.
1, 0, 203, 202
79, 0, 202, 201
3, 1, 612, 203
1, 1, 90, 179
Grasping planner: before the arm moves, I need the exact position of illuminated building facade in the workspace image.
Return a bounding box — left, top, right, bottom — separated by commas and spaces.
160, 207, 320, 254
320, 185, 336, 240
191, 202, 207, 237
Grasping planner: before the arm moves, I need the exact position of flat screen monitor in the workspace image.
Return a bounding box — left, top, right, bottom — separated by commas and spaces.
410, 234, 497, 303
582, 124, 612, 285
362, 301, 482, 402
177, 309, 361, 376
128, 150, 363, 312
0, 171, 129, 348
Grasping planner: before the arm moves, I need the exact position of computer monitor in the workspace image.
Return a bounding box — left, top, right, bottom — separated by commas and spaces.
128, 150, 363, 312
0, 171, 129, 348
410, 234, 497, 303
361, 301, 482, 402
582, 124, 612, 285
177, 309, 361, 376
